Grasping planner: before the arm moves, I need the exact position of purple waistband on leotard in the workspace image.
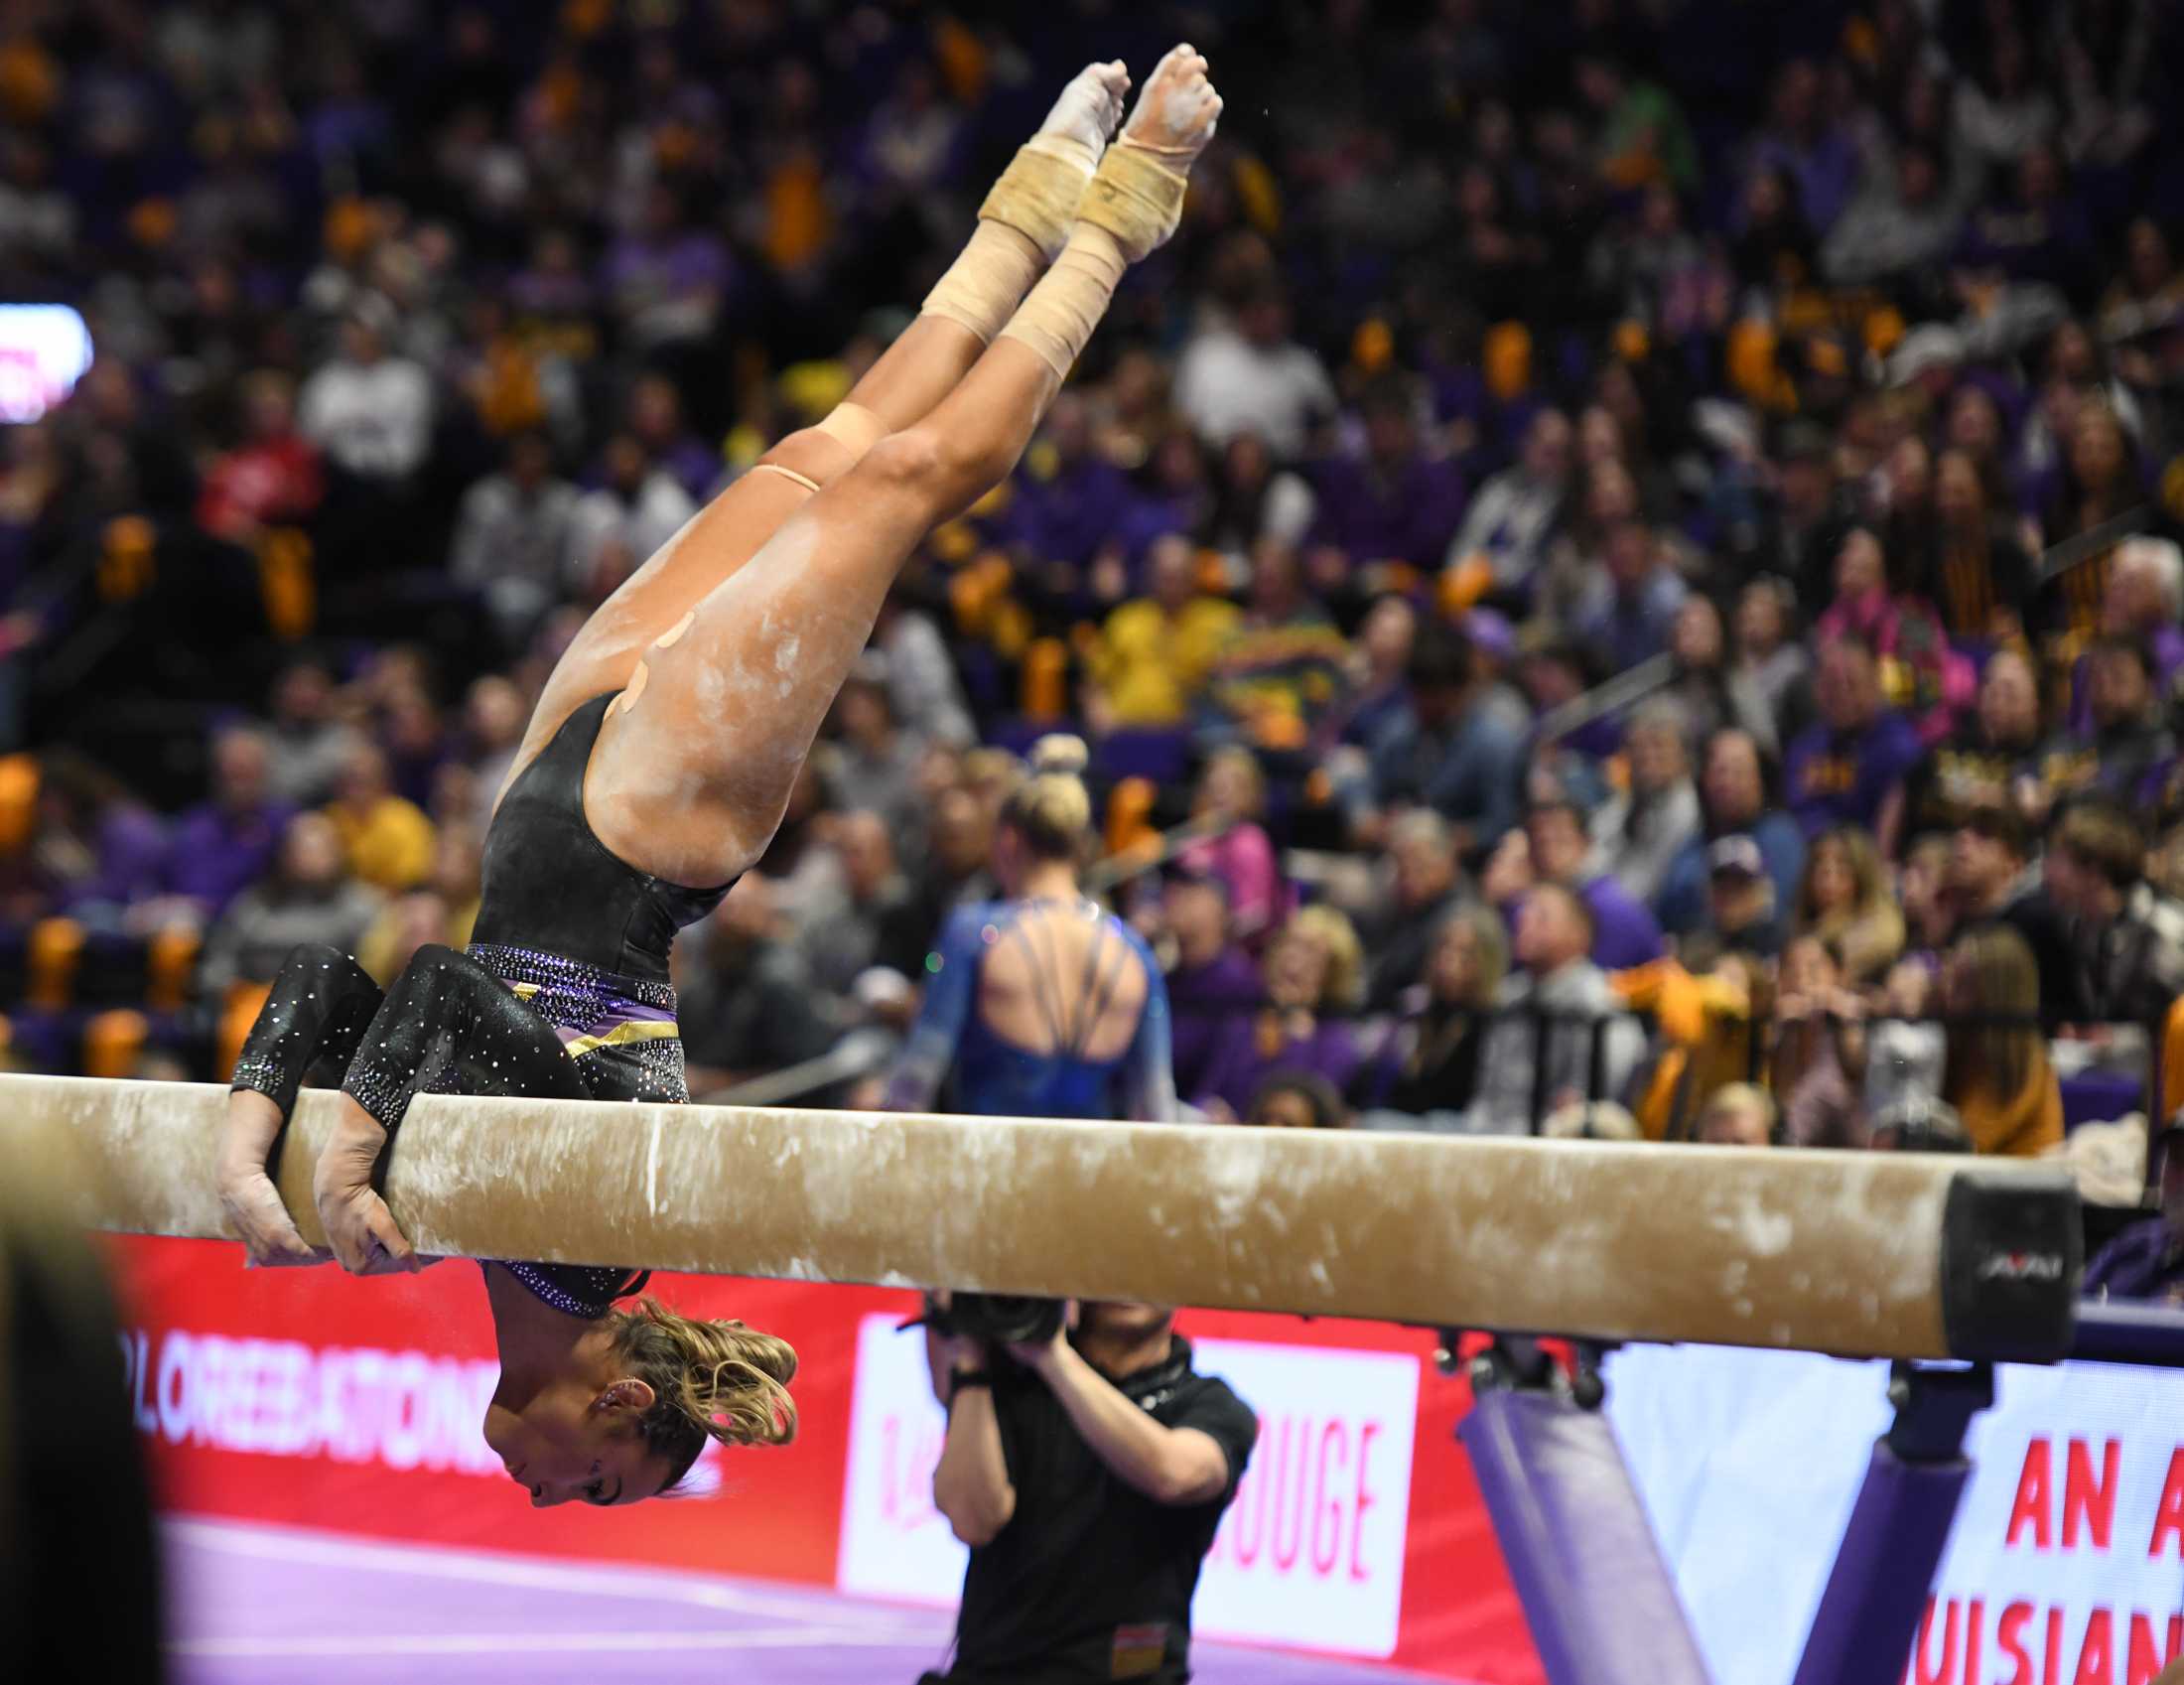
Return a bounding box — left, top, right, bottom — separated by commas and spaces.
467, 941, 679, 1053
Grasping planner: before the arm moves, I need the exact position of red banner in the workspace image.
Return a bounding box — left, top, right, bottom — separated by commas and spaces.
107, 1234, 1543, 1681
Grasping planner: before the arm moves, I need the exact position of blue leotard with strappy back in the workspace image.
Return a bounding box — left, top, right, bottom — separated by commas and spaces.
884, 899, 1174, 1121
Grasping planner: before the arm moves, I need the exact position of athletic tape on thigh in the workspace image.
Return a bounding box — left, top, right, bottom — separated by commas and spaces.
749, 461, 822, 494
813, 401, 888, 462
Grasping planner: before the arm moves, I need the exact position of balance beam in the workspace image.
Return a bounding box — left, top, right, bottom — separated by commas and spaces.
1, 1074, 2080, 1361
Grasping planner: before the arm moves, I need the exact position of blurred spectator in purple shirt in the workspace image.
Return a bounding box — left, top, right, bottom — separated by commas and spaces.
1159, 866, 1264, 1104
1743, 59, 1861, 235
0, 750, 168, 931
600, 182, 733, 349
1195, 906, 1363, 1120
1305, 376, 1467, 575
164, 726, 298, 921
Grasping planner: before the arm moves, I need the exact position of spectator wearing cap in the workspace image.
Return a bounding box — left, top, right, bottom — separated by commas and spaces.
1947, 800, 2075, 1028
2083, 1118, 2184, 1307
1441, 409, 1572, 597
1784, 635, 1923, 840
2040, 635, 2178, 809
1357, 624, 1526, 860
1482, 797, 1664, 974
1657, 727, 1806, 939
1464, 883, 1645, 1136
1587, 701, 1701, 909
1700, 833, 1789, 959
1159, 866, 1263, 1105
297, 297, 432, 485
2043, 800, 2184, 1031
1194, 907, 1364, 1121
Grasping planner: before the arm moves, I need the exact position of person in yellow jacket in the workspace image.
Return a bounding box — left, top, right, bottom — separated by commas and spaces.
322, 741, 436, 894
1084, 533, 1237, 729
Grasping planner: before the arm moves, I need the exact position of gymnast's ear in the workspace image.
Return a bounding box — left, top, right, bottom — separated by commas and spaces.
596, 1377, 657, 1415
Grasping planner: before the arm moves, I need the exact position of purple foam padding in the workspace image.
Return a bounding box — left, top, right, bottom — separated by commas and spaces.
1788, 1440, 1971, 1685
1458, 1389, 1712, 1685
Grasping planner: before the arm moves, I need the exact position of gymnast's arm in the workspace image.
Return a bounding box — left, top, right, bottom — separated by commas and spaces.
217, 944, 386, 1267
1117, 929, 1178, 1123
928, 1325, 1017, 1547
882, 908, 983, 1112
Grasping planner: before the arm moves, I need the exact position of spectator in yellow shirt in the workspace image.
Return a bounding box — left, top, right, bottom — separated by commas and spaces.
1085, 535, 1238, 731
322, 741, 436, 893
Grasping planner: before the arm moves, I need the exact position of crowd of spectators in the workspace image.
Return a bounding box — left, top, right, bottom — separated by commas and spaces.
5, 0, 2184, 1206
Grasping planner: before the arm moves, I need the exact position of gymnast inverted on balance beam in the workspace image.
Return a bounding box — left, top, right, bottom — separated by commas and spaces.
210, 48, 1226, 1509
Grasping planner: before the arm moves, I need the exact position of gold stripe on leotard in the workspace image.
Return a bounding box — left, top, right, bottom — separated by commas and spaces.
563, 1019, 684, 1060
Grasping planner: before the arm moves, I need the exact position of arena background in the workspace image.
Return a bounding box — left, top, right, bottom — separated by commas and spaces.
4, 0, 2184, 1676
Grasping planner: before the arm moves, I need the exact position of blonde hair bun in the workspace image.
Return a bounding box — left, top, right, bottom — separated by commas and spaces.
1028, 733, 1089, 776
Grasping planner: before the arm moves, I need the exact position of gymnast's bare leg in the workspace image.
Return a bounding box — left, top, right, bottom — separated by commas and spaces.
586, 46, 1224, 889
500, 59, 1136, 792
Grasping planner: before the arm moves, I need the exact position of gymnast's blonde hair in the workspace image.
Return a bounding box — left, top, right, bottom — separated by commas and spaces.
1002, 734, 1093, 860
608, 1300, 798, 1489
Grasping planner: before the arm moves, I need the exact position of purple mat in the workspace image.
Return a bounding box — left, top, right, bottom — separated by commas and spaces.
164, 1517, 1455, 1685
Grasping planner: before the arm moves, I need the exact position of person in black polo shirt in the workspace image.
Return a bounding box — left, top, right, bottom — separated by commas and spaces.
921, 1299, 1259, 1685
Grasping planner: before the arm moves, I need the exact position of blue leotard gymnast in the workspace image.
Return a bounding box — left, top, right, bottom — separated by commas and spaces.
885, 897, 1175, 1121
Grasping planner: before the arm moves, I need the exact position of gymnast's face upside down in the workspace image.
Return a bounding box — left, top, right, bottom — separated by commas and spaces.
478, 1292, 797, 1508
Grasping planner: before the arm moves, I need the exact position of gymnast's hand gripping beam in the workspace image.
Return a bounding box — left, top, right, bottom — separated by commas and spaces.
1, 1074, 2080, 1362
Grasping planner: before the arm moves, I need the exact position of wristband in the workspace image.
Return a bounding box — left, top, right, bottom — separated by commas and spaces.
949, 1369, 994, 1403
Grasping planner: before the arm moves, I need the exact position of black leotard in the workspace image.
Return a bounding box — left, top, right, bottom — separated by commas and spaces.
471, 692, 734, 983
232, 694, 740, 1316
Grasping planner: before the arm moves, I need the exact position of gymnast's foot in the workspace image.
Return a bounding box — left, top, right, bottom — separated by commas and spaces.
1037, 60, 1131, 169
1118, 44, 1223, 176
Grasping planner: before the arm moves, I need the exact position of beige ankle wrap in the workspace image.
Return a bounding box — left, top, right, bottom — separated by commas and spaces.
920, 137, 1100, 345
1074, 142, 1190, 263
